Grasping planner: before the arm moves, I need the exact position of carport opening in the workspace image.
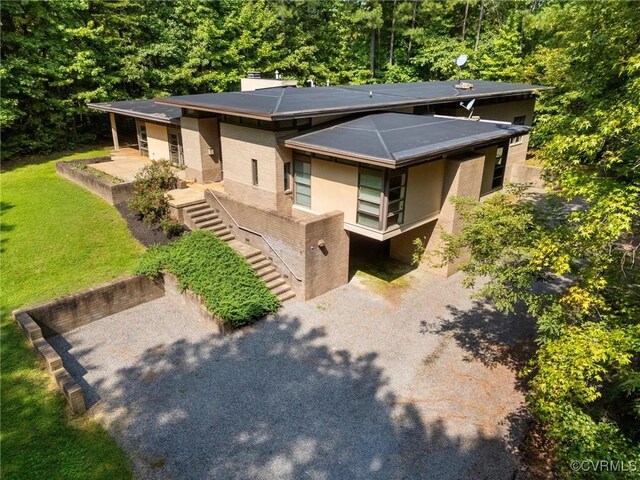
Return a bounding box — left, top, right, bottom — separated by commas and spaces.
348, 232, 416, 282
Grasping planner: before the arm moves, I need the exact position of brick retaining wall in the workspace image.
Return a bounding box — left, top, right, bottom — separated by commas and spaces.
56, 159, 135, 205
15, 275, 164, 338
204, 189, 349, 299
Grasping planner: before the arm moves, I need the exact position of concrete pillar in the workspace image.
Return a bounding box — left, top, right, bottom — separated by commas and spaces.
420, 152, 485, 276
109, 113, 119, 150
180, 116, 223, 183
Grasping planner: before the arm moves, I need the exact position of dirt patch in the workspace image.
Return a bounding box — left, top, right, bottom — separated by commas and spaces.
115, 202, 175, 247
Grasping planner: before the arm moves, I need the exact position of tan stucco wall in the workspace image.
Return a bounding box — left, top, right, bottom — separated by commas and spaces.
404, 160, 445, 224
310, 158, 358, 223
146, 122, 170, 161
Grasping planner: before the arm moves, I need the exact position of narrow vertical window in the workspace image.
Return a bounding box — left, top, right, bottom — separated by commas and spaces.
293, 153, 311, 207
252, 159, 259, 186
510, 115, 526, 145
284, 162, 291, 191
387, 169, 407, 226
491, 146, 507, 189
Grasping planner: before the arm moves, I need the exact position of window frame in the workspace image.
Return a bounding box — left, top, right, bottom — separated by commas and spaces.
293, 153, 312, 207
510, 115, 526, 145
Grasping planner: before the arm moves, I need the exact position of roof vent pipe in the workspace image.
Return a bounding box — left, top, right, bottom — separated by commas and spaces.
274, 70, 280, 80
307, 79, 315, 88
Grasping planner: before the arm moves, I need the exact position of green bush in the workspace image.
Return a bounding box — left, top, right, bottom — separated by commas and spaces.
128, 160, 179, 227
135, 230, 280, 326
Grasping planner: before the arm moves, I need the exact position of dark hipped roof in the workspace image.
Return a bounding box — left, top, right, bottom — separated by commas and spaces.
283, 113, 531, 168
155, 80, 550, 120
88, 99, 181, 125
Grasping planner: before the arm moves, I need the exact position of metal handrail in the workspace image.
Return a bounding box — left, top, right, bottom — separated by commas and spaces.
206, 189, 302, 282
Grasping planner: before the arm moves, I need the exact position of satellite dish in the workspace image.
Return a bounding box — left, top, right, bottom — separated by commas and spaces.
460, 98, 475, 111
456, 54, 468, 67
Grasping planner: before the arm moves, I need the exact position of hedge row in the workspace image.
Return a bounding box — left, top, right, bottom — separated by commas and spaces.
135, 230, 280, 327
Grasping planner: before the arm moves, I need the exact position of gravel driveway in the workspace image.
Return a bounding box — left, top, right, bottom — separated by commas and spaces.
49, 268, 535, 479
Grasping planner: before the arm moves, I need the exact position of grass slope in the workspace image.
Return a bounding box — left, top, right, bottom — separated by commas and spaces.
1, 147, 142, 479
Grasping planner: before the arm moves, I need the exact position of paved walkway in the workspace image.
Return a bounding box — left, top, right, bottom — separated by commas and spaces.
49, 269, 535, 479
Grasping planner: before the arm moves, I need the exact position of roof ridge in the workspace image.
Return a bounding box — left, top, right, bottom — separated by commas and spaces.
272, 87, 287, 114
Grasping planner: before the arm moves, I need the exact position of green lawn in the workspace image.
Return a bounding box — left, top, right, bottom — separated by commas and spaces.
1, 146, 142, 479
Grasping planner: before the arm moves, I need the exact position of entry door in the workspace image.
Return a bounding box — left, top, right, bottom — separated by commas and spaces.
168, 131, 184, 167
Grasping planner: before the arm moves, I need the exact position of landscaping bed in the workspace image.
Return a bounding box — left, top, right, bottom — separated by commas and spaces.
115, 202, 176, 247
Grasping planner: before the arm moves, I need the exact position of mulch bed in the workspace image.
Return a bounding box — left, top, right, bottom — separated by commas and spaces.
115, 202, 177, 247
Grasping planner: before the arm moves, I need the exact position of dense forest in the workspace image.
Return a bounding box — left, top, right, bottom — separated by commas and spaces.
2, 0, 639, 476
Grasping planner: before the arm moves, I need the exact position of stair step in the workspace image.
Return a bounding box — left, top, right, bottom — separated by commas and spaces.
190, 209, 216, 220
266, 278, 286, 290
196, 218, 222, 229
255, 265, 276, 278
260, 271, 281, 283
251, 259, 271, 271
185, 203, 209, 214
193, 213, 218, 223
218, 233, 235, 242
209, 223, 227, 232
277, 290, 296, 302
248, 254, 267, 265
270, 283, 291, 296
243, 250, 262, 260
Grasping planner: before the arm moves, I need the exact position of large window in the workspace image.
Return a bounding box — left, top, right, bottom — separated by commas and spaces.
357, 168, 384, 229
510, 115, 526, 145
491, 146, 507, 189
293, 154, 311, 207
387, 169, 407, 226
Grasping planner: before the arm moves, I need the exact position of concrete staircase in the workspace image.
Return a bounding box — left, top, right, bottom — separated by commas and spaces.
183, 201, 296, 302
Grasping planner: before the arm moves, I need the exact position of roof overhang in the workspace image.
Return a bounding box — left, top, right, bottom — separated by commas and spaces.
88, 100, 181, 125
282, 113, 531, 169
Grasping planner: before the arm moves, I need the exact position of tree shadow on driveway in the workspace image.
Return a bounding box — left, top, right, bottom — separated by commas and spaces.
81, 313, 523, 479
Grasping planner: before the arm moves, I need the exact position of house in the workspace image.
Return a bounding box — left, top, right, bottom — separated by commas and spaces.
89, 76, 549, 300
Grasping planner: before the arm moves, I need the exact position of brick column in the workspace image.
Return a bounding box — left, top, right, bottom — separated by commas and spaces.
181, 116, 222, 183
422, 153, 485, 276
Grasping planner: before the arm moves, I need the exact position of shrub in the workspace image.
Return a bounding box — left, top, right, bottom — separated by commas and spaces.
135, 230, 280, 327
128, 160, 178, 226
159, 217, 184, 238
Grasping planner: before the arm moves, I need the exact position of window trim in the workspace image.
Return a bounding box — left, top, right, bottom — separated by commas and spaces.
293, 153, 312, 207
283, 162, 292, 193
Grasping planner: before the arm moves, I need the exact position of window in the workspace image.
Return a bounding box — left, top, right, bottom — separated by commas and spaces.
137, 123, 148, 157
251, 159, 259, 186
293, 154, 311, 207
491, 146, 507, 190
387, 170, 407, 226
357, 168, 384, 229
510, 115, 526, 145
284, 162, 291, 191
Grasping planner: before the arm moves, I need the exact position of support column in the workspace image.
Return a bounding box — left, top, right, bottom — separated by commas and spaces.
421, 152, 485, 276
181, 116, 222, 183
109, 113, 119, 151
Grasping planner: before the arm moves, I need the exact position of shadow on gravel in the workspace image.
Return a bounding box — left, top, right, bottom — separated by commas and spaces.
90, 314, 521, 479
421, 301, 537, 388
